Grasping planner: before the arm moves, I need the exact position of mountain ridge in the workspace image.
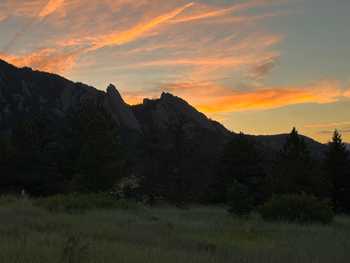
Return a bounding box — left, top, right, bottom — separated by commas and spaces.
0, 58, 336, 201
0, 58, 326, 156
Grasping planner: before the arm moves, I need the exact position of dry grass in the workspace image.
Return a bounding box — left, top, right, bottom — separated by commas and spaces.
0, 197, 349, 263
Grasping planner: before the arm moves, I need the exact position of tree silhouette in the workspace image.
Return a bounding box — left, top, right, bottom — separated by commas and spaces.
9, 112, 63, 195
281, 127, 310, 162
67, 102, 125, 193
325, 130, 350, 212
220, 133, 266, 205
268, 127, 324, 196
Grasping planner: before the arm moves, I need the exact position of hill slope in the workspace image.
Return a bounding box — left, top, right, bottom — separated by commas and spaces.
0, 59, 329, 198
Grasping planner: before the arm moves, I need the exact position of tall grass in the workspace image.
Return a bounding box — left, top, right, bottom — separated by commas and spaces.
0, 196, 348, 262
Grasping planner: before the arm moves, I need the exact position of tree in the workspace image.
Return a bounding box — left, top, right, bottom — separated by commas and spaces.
0, 135, 15, 189
219, 133, 266, 205
268, 128, 326, 196
139, 115, 198, 205
281, 128, 310, 162
66, 102, 125, 193
227, 180, 254, 216
325, 130, 350, 212
0, 102, 125, 195
138, 126, 164, 204
9, 113, 63, 195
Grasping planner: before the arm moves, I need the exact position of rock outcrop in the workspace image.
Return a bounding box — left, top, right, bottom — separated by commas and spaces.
104, 84, 141, 132
132, 92, 230, 137
0, 59, 104, 122
0, 59, 142, 133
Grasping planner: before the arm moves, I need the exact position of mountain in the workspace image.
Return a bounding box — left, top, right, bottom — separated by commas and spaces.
251, 133, 327, 160
0, 59, 329, 199
0, 59, 141, 133
0, 59, 237, 199
0, 58, 328, 155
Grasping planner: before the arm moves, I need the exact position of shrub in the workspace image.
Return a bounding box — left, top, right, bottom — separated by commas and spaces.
258, 194, 334, 224
35, 193, 138, 213
227, 180, 254, 216
113, 175, 142, 199
0, 195, 20, 206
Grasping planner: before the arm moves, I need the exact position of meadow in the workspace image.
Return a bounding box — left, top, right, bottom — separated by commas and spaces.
0, 197, 349, 263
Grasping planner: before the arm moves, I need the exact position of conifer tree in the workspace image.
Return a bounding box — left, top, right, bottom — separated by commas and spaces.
221, 133, 265, 206
67, 102, 125, 192
325, 130, 350, 212
269, 127, 322, 196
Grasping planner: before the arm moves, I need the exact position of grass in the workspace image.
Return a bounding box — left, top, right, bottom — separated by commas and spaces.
0, 196, 349, 263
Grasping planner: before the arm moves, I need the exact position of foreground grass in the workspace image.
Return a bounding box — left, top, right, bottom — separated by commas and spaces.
0, 198, 349, 263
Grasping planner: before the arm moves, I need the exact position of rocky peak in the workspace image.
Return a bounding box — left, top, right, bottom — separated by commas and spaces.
104, 84, 141, 132
131, 91, 230, 136
107, 84, 123, 101
157, 92, 222, 131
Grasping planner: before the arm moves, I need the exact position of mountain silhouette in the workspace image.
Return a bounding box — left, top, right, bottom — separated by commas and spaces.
0, 58, 327, 156
1, 58, 335, 200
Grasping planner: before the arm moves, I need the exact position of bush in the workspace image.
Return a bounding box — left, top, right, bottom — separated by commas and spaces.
258, 194, 334, 224
35, 193, 139, 213
227, 180, 254, 216
0, 195, 20, 206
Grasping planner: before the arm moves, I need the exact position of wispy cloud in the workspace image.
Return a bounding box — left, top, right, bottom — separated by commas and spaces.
344, 89, 350, 98
1, 0, 281, 79
0, 14, 7, 22
122, 57, 257, 68
0, 48, 82, 74
88, 2, 194, 50
1, 0, 65, 53
318, 129, 350, 135
38, 0, 65, 19
304, 120, 350, 137
304, 121, 350, 129
170, 0, 268, 24
123, 80, 347, 113
1, 0, 286, 96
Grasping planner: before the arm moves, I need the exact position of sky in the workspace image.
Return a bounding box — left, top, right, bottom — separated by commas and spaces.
0, 0, 349, 143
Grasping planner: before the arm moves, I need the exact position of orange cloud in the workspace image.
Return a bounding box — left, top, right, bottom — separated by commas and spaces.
0, 0, 284, 87
171, 6, 239, 24
171, 0, 267, 24
123, 81, 345, 113
344, 89, 350, 98
0, 0, 64, 21
89, 2, 194, 50
38, 0, 65, 18
304, 121, 350, 129
0, 1, 39, 18
0, 48, 82, 74
1, 0, 65, 53
125, 57, 255, 68
0, 15, 6, 22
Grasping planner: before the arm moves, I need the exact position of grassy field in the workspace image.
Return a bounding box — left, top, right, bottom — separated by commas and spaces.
0, 198, 349, 263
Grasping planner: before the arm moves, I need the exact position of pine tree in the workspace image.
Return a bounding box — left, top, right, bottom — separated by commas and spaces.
281, 127, 310, 162
66, 102, 125, 193
325, 130, 350, 212
221, 133, 266, 205
0, 135, 15, 190
10, 113, 63, 195
269, 127, 323, 196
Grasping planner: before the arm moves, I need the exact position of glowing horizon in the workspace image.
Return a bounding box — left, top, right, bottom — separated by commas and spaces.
0, 0, 349, 142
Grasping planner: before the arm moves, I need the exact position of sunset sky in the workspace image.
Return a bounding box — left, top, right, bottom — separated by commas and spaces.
0, 0, 349, 142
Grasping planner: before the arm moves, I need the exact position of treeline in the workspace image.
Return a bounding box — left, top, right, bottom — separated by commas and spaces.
0, 101, 350, 219
219, 128, 350, 221
0, 102, 126, 195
